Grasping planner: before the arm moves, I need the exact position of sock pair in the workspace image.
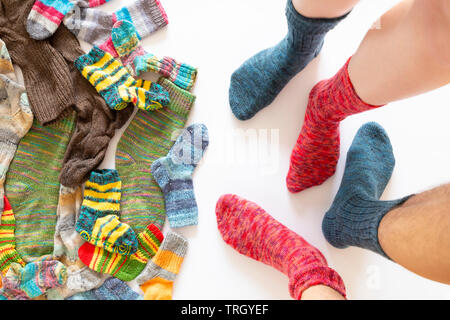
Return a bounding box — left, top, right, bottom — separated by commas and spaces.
75, 46, 170, 111
76, 169, 138, 255
111, 20, 198, 91
0, 257, 67, 300
78, 224, 163, 281
27, 0, 112, 40
151, 123, 209, 228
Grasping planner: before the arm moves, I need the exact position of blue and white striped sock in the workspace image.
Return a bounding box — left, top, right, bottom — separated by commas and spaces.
151, 124, 209, 228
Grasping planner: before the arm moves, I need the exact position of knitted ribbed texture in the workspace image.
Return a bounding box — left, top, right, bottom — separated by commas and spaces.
111, 20, 198, 90
286, 58, 383, 193
115, 77, 195, 233
136, 231, 188, 300
322, 122, 412, 259
0, 257, 67, 300
216, 194, 346, 299
78, 224, 164, 281
229, 0, 349, 120
67, 277, 142, 300
151, 124, 209, 228
76, 169, 139, 255
27, 0, 112, 40
63, 0, 168, 51
0, 197, 26, 275
5, 112, 76, 261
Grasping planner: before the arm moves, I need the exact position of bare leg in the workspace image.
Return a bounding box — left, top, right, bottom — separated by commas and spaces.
379, 184, 450, 284
301, 285, 346, 300
292, 0, 360, 18
349, 0, 450, 105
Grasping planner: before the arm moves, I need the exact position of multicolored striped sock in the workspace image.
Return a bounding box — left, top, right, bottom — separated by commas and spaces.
5, 112, 76, 262
64, 0, 168, 50
78, 224, 163, 281
135, 231, 187, 300
286, 58, 383, 193
0, 257, 67, 300
216, 194, 347, 300
67, 277, 142, 300
151, 124, 209, 228
76, 169, 138, 255
75, 46, 169, 111
27, 0, 112, 40
0, 197, 26, 275
111, 20, 198, 90
115, 78, 195, 233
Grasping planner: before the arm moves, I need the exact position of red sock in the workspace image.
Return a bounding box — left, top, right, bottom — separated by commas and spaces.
216, 194, 346, 299
286, 57, 383, 193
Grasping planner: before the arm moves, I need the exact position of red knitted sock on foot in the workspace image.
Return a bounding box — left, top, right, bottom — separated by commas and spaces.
286, 57, 383, 193
215, 194, 346, 299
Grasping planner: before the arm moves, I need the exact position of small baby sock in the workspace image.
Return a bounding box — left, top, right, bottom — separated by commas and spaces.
151, 124, 209, 228
0, 257, 67, 300
135, 231, 188, 300
0, 197, 26, 275
286, 58, 383, 193
67, 277, 142, 300
216, 194, 346, 299
111, 20, 198, 90
27, 0, 112, 40
78, 224, 163, 281
76, 169, 138, 255
229, 0, 349, 120
322, 122, 412, 259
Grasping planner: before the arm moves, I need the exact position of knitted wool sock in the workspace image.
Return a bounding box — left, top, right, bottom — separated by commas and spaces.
116, 78, 195, 233
216, 194, 346, 299
322, 122, 412, 259
78, 224, 163, 281
63, 0, 168, 50
151, 124, 209, 228
111, 20, 198, 90
75, 46, 169, 111
135, 231, 187, 300
5, 112, 76, 262
0, 258, 67, 300
76, 169, 138, 255
286, 58, 383, 193
67, 277, 142, 300
118, 79, 170, 112
0, 197, 26, 275
27, 0, 112, 40
229, 0, 349, 120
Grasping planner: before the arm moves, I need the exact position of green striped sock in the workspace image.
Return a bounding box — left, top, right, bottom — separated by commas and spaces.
5, 112, 76, 261
116, 78, 195, 232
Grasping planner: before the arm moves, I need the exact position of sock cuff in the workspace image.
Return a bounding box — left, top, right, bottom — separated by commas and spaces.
157, 78, 196, 117
88, 169, 121, 185
75, 46, 109, 72
159, 231, 188, 258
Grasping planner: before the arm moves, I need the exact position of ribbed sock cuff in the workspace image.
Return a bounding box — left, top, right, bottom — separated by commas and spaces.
75, 46, 108, 72
157, 77, 196, 117
88, 169, 121, 185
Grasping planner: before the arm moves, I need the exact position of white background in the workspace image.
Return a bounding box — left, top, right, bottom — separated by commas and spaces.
82, 0, 450, 299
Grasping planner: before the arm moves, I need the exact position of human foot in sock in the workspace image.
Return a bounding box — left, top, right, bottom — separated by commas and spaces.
112, 20, 198, 90
216, 194, 346, 299
286, 58, 383, 193
229, 0, 348, 120
78, 224, 163, 281
76, 169, 138, 255
27, 0, 112, 40
322, 122, 412, 259
151, 124, 209, 228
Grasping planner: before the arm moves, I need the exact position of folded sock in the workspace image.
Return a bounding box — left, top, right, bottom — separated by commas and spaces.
286, 58, 383, 193
322, 122, 413, 259
136, 231, 187, 300
111, 20, 198, 90
151, 124, 209, 228
216, 194, 346, 299
229, 0, 349, 120
67, 277, 142, 300
78, 224, 163, 281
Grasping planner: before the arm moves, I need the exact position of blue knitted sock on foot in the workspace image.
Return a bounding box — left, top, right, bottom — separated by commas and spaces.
322, 122, 413, 259
151, 124, 209, 228
229, 0, 349, 120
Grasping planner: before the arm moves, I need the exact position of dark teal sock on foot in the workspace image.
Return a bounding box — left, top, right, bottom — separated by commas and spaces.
322, 122, 412, 259
229, 0, 349, 120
